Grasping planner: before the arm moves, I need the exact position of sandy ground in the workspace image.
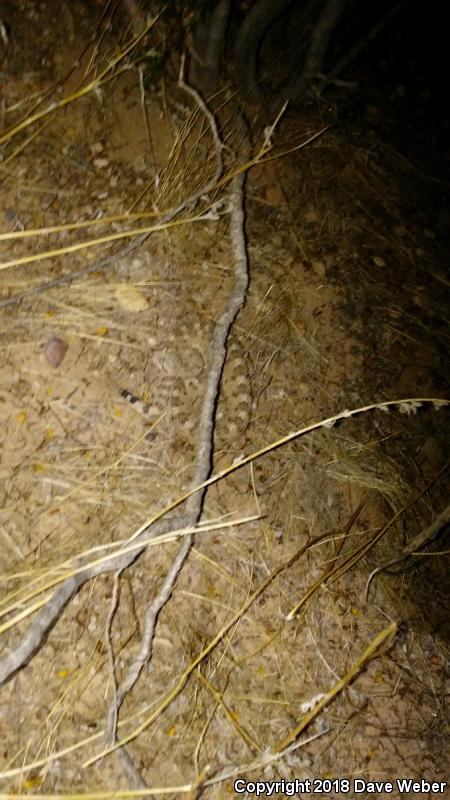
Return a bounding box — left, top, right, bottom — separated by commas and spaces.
0, 2, 449, 797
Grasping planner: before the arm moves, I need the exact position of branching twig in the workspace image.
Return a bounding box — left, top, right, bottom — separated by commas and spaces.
103, 71, 249, 747
108, 566, 150, 798
286, 0, 349, 100
365, 497, 450, 600
320, 0, 409, 89
105, 571, 122, 745
0, 400, 448, 687
0, 16, 158, 149
0, 56, 224, 311
0, 62, 229, 691
0, 514, 191, 686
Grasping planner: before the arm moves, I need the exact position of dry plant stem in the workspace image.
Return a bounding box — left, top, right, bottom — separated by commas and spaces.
0, 402, 447, 686
0, 228, 151, 310
0, 16, 157, 148
197, 671, 260, 753
0, 397, 447, 689
321, 500, 366, 580
0, 515, 189, 686
0, 77, 226, 687
0, 125, 326, 308
0, 91, 227, 688
273, 623, 398, 753
86, 538, 309, 765
104, 122, 249, 744
103, 66, 232, 747
117, 746, 149, 790
402, 500, 450, 552
138, 65, 156, 171
287, 458, 450, 620
186, 765, 211, 800
365, 499, 450, 598
322, 0, 408, 87
104, 154, 247, 767
122, 0, 148, 36
287, 0, 349, 99
0, 65, 224, 310
105, 572, 122, 744
178, 53, 224, 172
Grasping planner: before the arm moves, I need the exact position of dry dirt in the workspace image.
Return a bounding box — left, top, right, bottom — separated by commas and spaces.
0, 2, 449, 798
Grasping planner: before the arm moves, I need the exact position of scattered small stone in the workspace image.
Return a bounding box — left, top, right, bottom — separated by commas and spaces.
312, 259, 326, 278
90, 141, 104, 155
115, 284, 149, 312
43, 336, 68, 367
93, 157, 109, 169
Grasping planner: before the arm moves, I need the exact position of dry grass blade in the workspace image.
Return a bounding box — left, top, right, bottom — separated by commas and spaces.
0, 396, 447, 686
0, 516, 259, 632
287, 460, 449, 619
0, 212, 160, 242
2, 5, 448, 794
273, 623, 398, 752
0, 213, 221, 272
197, 671, 260, 753
365, 495, 450, 599
0, 16, 158, 150
83, 541, 308, 766
0, 700, 170, 784
123, 396, 450, 550
186, 765, 211, 800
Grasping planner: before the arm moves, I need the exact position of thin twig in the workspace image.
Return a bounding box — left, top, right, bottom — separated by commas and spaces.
365, 495, 450, 600
0, 56, 223, 311
0, 514, 190, 686
1, 399, 445, 686
138, 64, 157, 173
105, 571, 122, 746
103, 64, 245, 746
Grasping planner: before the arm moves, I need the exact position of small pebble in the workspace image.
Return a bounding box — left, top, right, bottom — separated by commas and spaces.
90, 141, 104, 155
43, 336, 68, 368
